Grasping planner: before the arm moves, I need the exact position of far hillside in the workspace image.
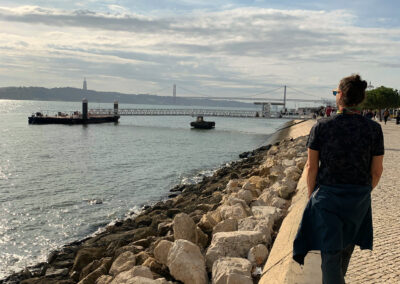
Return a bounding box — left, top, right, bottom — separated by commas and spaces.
0, 87, 255, 108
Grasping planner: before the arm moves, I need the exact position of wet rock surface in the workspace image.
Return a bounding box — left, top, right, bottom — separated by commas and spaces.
2, 134, 308, 284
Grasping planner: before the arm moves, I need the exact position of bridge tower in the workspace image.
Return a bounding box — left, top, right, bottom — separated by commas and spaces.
173, 84, 176, 104
283, 85, 287, 112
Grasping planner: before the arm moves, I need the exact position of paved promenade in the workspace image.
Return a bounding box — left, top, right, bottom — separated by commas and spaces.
346, 120, 400, 283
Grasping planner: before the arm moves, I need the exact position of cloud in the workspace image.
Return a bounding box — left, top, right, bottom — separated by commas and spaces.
0, 5, 399, 97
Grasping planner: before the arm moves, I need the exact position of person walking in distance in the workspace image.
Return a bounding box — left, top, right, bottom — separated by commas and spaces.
383, 109, 390, 124
293, 74, 384, 284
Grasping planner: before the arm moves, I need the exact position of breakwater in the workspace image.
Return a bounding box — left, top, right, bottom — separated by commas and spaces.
1, 120, 311, 284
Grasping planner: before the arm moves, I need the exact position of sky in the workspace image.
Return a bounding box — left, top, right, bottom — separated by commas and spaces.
0, 0, 399, 101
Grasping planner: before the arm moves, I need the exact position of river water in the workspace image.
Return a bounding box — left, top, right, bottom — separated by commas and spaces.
0, 100, 288, 278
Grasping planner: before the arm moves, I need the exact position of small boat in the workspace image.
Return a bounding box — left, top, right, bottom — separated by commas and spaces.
190, 116, 215, 129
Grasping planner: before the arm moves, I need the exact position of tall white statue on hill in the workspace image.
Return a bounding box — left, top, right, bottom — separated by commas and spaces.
83, 77, 87, 90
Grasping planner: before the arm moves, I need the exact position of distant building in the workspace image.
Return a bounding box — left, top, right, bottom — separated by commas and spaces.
83, 78, 87, 90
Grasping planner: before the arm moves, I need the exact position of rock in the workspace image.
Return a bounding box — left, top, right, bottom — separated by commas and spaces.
196, 226, 209, 248
79, 257, 111, 284
282, 159, 295, 167
157, 221, 173, 236
267, 145, 279, 155
45, 267, 69, 278
80, 258, 106, 280
295, 157, 307, 170
284, 166, 301, 181
212, 257, 253, 284
71, 247, 104, 274
135, 251, 150, 265
248, 244, 269, 266
173, 213, 197, 243
237, 217, 273, 244
282, 148, 298, 159
142, 257, 167, 277
109, 251, 136, 276
278, 177, 298, 199
96, 275, 113, 284
111, 266, 154, 284
248, 176, 268, 190
205, 231, 264, 270
212, 218, 238, 235
269, 196, 288, 209
125, 277, 171, 284
114, 245, 144, 258
251, 206, 280, 222
167, 239, 207, 284
198, 212, 219, 232
219, 203, 248, 221
154, 240, 173, 265
237, 189, 253, 205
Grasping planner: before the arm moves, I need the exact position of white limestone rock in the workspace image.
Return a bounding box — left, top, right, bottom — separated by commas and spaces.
251, 206, 280, 222
282, 159, 295, 167
237, 189, 253, 205
205, 231, 264, 270
154, 240, 173, 265
237, 217, 273, 244
167, 240, 207, 284
173, 213, 197, 243
225, 179, 241, 194
219, 203, 249, 221
124, 277, 171, 284
247, 244, 269, 266
268, 145, 279, 155
95, 275, 112, 284
198, 211, 220, 232
111, 266, 153, 284
284, 166, 301, 181
109, 251, 136, 277
212, 257, 253, 284
212, 218, 238, 235
278, 177, 298, 199
295, 157, 307, 170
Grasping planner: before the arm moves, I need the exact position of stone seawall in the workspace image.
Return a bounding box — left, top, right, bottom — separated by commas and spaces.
1, 119, 315, 284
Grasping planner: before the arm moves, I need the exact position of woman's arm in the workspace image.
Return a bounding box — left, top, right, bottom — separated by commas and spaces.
306, 148, 319, 198
371, 155, 384, 189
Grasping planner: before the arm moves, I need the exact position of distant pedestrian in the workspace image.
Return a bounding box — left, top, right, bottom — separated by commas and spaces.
293, 74, 384, 284
383, 109, 390, 124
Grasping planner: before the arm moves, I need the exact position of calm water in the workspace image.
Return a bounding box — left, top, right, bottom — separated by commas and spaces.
0, 100, 287, 277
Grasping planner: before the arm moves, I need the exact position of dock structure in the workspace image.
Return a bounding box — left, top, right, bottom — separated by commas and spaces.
89, 108, 262, 118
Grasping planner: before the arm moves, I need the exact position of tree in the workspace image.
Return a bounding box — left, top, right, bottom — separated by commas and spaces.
363, 86, 400, 109
362, 86, 400, 120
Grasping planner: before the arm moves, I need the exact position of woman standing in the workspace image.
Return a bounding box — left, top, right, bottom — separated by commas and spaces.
293, 74, 384, 284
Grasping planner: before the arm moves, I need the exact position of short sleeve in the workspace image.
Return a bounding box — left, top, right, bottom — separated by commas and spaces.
307, 123, 321, 151
372, 125, 384, 156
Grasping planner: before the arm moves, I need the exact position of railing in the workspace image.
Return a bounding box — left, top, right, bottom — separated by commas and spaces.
89, 108, 261, 118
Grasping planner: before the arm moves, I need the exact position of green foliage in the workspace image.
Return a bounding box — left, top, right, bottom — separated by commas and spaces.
362, 86, 400, 109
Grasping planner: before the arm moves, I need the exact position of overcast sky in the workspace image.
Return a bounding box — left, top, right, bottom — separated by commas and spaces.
0, 0, 399, 101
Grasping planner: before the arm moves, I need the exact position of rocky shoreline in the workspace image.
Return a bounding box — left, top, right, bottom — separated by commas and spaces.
2, 121, 309, 284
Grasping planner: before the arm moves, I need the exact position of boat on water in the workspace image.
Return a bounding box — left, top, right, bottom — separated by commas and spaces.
28, 99, 120, 125
190, 116, 215, 129
28, 112, 119, 125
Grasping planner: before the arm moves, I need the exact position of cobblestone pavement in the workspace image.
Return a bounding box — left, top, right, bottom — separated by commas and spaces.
346, 120, 400, 284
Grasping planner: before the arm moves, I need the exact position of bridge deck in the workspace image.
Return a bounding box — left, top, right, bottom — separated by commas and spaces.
90, 108, 262, 118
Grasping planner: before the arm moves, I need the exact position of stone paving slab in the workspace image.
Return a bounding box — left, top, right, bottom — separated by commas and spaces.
346, 120, 400, 283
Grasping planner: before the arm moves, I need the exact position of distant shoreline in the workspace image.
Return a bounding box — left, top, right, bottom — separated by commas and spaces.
0, 87, 256, 108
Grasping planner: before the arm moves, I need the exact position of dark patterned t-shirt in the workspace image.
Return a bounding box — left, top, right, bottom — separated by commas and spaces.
307, 114, 384, 186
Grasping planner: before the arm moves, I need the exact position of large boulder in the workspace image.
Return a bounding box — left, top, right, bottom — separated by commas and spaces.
198, 210, 221, 232
295, 157, 307, 170
167, 240, 207, 284
282, 159, 295, 167
212, 218, 238, 235
79, 257, 112, 284
154, 240, 173, 265
212, 257, 253, 284
219, 203, 248, 221
251, 206, 280, 222
247, 244, 269, 266
225, 179, 241, 194
173, 213, 197, 243
277, 177, 298, 199
205, 231, 264, 270
109, 251, 136, 276
237, 217, 273, 244
110, 266, 153, 284
96, 275, 113, 284
71, 247, 104, 274
284, 166, 301, 181
237, 189, 253, 205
